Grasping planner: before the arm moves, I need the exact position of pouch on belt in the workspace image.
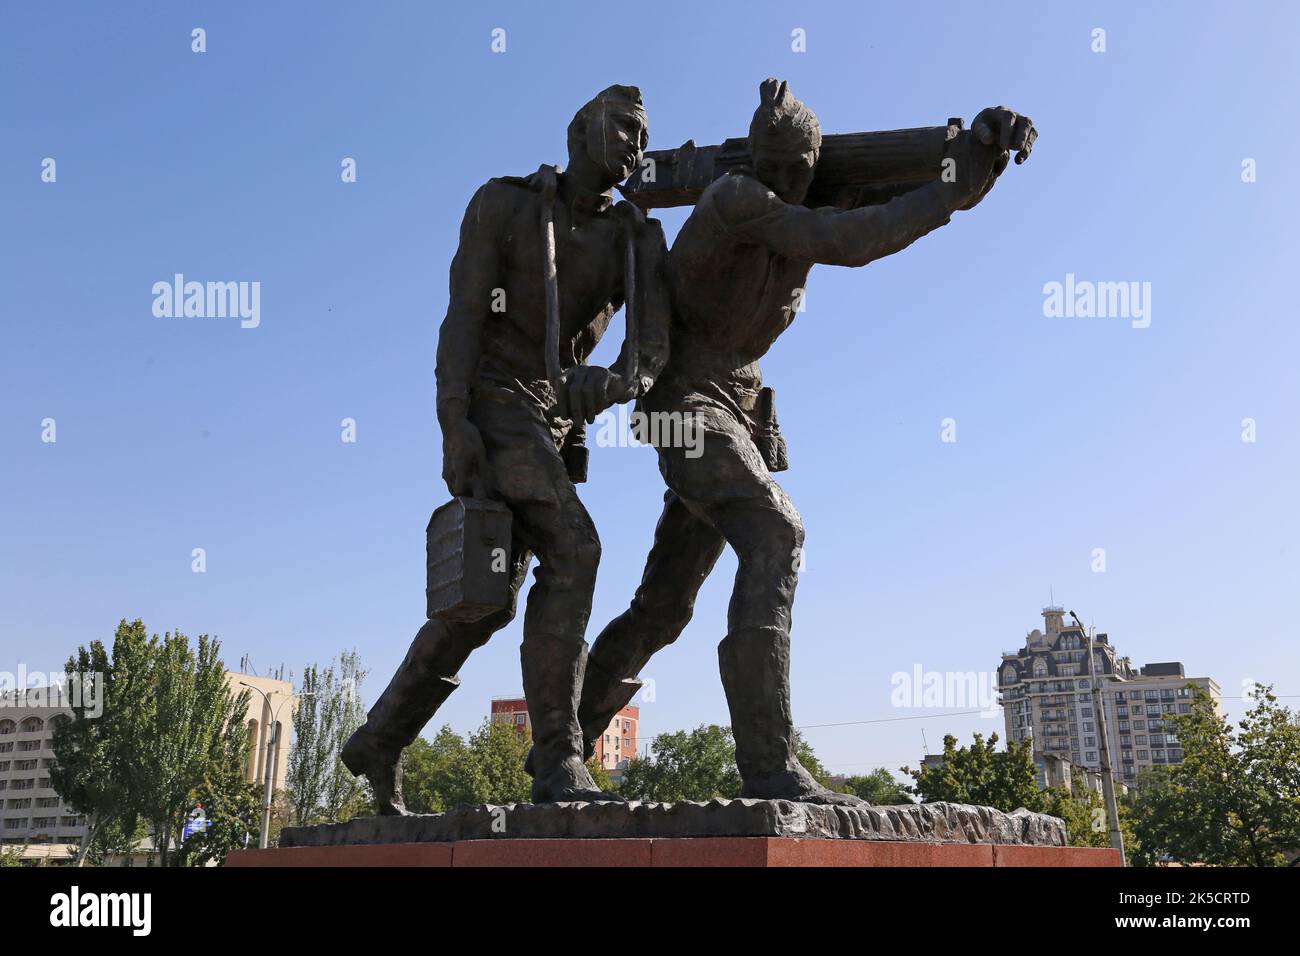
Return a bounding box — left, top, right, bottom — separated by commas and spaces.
752, 386, 789, 473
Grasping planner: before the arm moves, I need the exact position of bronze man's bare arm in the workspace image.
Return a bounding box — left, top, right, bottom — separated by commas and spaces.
715, 106, 1035, 268
435, 182, 504, 497
713, 173, 959, 268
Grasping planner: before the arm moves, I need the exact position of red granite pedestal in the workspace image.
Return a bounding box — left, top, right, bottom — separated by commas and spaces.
226, 838, 1120, 867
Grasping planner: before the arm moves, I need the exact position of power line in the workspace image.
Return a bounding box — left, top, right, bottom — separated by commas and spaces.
794, 694, 1298, 731
798, 709, 990, 729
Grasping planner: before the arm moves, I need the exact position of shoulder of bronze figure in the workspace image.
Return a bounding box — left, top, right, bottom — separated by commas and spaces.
527, 164, 560, 200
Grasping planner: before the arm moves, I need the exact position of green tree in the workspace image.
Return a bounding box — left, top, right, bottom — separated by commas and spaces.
50, 636, 122, 866
50, 620, 257, 867
1039, 782, 1143, 853
587, 754, 614, 793
619, 725, 743, 802
51, 621, 170, 868
1129, 684, 1300, 866
335, 785, 374, 822
1127, 768, 1188, 866
902, 732, 1041, 812
840, 768, 914, 805
617, 724, 841, 802
286, 651, 367, 825
793, 730, 833, 788
84, 817, 149, 867
401, 720, 534, 810
171, 763, 260, 867
319, 652, 367, 821
52, 620, 161, 865
1038, 768, 1113, 849
285, 662, 332, 824
402, 727, 472, 813
135, 630, 254, 865
452, 719, 534, 805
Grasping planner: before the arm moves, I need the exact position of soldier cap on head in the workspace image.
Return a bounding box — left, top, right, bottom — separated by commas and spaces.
748, 77, 821, 155
567, 84, 648, 156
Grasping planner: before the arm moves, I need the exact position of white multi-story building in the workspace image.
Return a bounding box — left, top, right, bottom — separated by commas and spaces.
0, 689, 87, 852
998, 606, 1220, 787
1, 671, 292, 860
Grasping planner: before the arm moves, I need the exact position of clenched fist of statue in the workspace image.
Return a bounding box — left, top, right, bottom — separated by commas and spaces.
556, 365, 635, 425
949, 106, 1037, 209
441, 415, 491, 499
971, 106, 1037, 166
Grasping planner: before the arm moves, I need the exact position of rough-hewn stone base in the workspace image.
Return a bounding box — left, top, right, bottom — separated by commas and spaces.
277, 799, 1066, 848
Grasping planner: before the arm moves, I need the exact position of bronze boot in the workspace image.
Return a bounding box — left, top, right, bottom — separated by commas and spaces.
522, 638, 625, 803
341, 618, 477, 814
524, 653, 641, 777
718, 626, 864, 807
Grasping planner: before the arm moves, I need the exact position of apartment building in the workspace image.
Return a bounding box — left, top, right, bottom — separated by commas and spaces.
998, 606, 1220, 787
0, 688, 88, 850
0, 670, 291, 857
491, 696, 639, 779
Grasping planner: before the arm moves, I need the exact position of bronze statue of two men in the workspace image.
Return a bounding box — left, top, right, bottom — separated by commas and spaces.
342, 79, 1036, 812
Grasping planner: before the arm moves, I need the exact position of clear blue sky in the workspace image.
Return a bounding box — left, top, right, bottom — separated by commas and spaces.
3, 1, 1297, 779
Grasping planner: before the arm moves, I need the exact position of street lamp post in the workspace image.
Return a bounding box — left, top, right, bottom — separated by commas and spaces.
239, 681, 305, 850
1071, 611, 1126, 865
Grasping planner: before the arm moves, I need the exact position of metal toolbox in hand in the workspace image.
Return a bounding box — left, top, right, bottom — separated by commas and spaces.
426, 496, 513, 623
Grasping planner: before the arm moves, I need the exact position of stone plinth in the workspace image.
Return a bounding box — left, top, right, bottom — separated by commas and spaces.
226, 800, 1121, 868
228, 838, 1120, 867
271, 798, 1070, 848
